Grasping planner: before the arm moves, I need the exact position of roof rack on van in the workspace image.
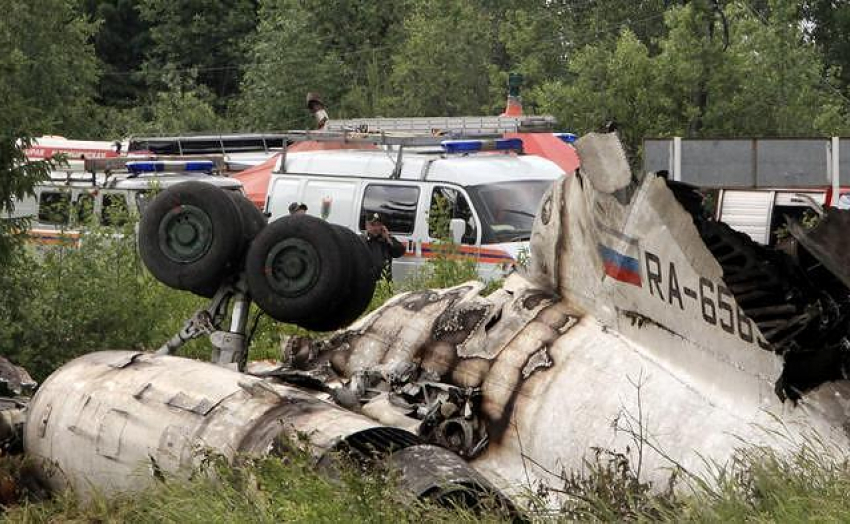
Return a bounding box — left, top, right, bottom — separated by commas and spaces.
275, 132, 528, 179
325, 115, 557, 134
280, 129, 503, 148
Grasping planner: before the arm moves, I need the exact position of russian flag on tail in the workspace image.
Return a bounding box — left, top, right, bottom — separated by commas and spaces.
598, 244, 642, 287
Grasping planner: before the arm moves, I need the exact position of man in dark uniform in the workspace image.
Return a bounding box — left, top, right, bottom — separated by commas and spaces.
362, 212, 405, 280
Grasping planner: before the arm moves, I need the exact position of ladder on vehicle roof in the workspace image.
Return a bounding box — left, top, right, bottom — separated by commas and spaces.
325, 115, 557, 135
280, 129, 508, 148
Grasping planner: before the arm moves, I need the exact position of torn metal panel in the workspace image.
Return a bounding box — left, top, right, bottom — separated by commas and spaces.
575, 132, 632, 194
388, 444, 513, 512
0, 356, 36, 396
528, 179, 565, 290
788, 209, 850, 289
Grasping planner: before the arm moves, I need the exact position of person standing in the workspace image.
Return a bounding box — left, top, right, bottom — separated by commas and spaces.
306, 92, 329, 130
362, 213, 405, 280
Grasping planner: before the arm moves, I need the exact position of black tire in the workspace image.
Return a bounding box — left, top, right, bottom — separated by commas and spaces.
246, 215, 348, 323
227, 190, 267, 250
297, 226, 376, 332
139, 181, 242, 292
187, 191, 268, 298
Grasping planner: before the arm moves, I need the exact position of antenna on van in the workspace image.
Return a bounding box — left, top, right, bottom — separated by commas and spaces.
390, 145, 404, 179
279, 142, 288, 174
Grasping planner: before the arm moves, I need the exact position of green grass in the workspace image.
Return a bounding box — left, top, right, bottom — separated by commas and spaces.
2, 452, 507, 524
6, 438, 850, 522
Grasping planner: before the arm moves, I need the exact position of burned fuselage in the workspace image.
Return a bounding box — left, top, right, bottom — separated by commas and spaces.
7, 132, 850, 508
273, 132, 850, 499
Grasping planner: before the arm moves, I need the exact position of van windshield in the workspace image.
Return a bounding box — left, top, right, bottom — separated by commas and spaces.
468, 180, 553, 243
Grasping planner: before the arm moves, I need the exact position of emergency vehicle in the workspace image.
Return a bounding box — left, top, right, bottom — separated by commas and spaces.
9, 159, 242, 246
264, 136, 571, 281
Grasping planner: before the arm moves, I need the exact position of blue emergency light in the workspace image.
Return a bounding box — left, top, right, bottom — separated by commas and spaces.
554, 133, 578, 144
126, 160, 215, 174
440, 138, 524, 154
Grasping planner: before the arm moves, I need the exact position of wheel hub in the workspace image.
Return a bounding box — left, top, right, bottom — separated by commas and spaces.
265, 238, 320, 297
158, 205, 214, 263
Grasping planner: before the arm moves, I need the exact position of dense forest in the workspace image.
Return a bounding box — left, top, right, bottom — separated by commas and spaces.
3, 0, 850, 150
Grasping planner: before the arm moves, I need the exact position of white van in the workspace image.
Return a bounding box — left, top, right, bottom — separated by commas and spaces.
264, 139, 567, 281
9, 160, 243, 246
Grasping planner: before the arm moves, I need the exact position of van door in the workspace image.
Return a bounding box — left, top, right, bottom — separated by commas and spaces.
425, 183, 481, 261
358, 182, 421, 281
266, 177, 303, 219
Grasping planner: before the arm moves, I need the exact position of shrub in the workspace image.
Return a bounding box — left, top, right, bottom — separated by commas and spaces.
0, 219, 205, 381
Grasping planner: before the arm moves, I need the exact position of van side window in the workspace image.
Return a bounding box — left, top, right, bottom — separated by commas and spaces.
38, 191, 71, 225
429, 186, 477, 244
135, 191, 153, 215
360, 184, 419, 234
75, 193, 95, 225
101, 193, 129, 226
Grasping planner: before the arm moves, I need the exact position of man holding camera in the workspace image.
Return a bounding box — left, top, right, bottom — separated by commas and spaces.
362, 212, 405, 281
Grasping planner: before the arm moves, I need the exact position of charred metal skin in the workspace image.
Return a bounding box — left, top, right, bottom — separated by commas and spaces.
21, 350, 507, 510
275, 276, 560, 458
271, 132, 850, 502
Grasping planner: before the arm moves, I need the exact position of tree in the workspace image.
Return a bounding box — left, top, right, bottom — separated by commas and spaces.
235, 0, 345, 130
138, 0, 257, 104
0, 0, 92, 261
0, 137, 53, 266
538, 0, 850, 155
491, 3, 569, 114
384, 0, 495, 116
803, 0, 850, 92
82, 0, 152, 106
0, 0, 100, 137
661, 0, 849, 136
537, 30, 677, 154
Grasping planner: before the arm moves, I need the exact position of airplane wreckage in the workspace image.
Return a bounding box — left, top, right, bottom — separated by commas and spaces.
2, 132, 850, 511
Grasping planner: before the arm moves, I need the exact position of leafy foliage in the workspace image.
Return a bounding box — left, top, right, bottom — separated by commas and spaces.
234, 0, 346, 130
0, 0, 99, 137
0, 218, 205, 381
0, 137, 52, 266
137, 0, 257, 103
538, 1, 850, 153
384, 0, 495, 116
81, 0, 153, 106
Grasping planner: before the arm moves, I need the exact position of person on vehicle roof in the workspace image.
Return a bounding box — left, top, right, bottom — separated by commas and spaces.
362, 212, 405, 281
306, 92, 329, 130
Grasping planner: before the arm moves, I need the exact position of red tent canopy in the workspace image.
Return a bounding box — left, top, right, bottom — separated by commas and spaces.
233, 141, 378, 209
233, 154, 278, 209
505, 132, 581, 174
